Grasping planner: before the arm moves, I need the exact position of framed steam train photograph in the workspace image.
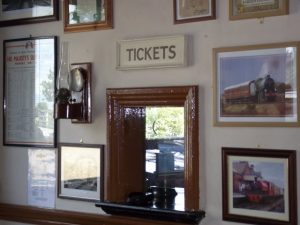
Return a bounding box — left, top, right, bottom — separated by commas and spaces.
213, 42, 300, 127
222, 147, 297, 225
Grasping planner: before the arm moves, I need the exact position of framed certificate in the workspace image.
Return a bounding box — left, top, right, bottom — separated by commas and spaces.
173, 0, 216, 24
229, 0, 289, 20
3, 36, 57, 147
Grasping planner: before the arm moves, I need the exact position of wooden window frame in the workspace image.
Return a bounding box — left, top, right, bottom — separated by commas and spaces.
106, 86, 200, 211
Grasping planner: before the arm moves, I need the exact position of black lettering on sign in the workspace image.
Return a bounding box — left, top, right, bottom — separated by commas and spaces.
137, 48, 144, 61
169, 45, 176, 59
160, 46, 168, 59
125, 45, 178, 61
144, 47, 152, 60
126, 48, 134, 61
153, 46, 160, 60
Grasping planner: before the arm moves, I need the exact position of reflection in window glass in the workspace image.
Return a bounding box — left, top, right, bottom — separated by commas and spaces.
68, 0, 105, 24
145, 107, 184, 210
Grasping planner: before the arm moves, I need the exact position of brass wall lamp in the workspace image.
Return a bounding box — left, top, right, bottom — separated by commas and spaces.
54, 42, 91, 123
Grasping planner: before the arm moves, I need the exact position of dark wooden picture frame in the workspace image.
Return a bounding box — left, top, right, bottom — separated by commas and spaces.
0, 0, 59, 27
173, 0, 216, 24
64, 0, 113, 32
222, 147, 297, 225
58, 143, 104, 201
3, 36, 57, 148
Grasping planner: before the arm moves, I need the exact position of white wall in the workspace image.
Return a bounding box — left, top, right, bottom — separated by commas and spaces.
1, 0, 300, 225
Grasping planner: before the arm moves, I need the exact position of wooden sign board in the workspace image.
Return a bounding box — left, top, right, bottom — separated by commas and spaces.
117, 35, 187, 70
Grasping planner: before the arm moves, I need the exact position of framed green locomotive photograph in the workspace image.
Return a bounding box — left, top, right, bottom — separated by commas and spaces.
222, 147, 297, 225
213, 42, 300, 127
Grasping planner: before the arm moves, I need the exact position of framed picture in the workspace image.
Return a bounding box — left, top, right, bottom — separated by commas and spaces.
3, 36, 57, 147
58, 143, 104, 201
229, 0, 289, 20
173, 0, 216, 24
222, 147, 297, 225
64, 0, 113, 32
0, 0, 59, 27
213, 42, 300, 127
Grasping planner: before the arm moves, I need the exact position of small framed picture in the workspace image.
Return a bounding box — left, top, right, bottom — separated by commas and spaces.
229, 0, 289, 20
58, 143, 104, 201
0, 0, 58, 27
213, 42, 300, 127
222, 147, 297, 225
173, 0, 216, 24
64, 0, 113, 32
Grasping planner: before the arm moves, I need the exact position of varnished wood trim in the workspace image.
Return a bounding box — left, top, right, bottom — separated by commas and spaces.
0, 203, 186, 225
106, 86, 200, 210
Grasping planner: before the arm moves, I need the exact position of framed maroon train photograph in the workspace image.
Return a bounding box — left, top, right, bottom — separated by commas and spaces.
213, 42, 300, 127
222, 147, 297, 225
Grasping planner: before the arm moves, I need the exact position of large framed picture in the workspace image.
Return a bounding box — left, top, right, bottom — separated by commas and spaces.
213, 42, 300, 127
229, 0, 289, 20
3, 36, 57, 147
64, 0, 113, 32
58, 143, 104, 201
173, 0, 216, 24
0, 0, 59, 27
222, 147, 297, 225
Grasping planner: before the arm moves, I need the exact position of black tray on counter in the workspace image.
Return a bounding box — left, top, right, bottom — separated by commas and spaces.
95, 201, 205, 224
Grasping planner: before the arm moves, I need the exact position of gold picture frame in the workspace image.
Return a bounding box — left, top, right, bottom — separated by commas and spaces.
64, 0, 113, 32
213, 42, 300, 127
229, 0, 289, 20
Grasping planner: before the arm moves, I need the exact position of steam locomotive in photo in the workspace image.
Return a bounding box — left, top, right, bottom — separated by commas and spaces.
223, 75, 277, 104
246, 178, 283, 203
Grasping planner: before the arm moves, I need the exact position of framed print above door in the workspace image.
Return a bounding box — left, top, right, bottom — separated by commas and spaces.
0, 0, 59, 27
64, 0, 113, 32
173, 0, 216, 24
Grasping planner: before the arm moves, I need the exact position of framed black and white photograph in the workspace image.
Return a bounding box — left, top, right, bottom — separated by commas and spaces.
222, 147, 297, 225
213, 42, 300, 127
58, 143, 104, 201
0, 0, 59, 27
173, 0, 216, 24
3, 36, 57, 147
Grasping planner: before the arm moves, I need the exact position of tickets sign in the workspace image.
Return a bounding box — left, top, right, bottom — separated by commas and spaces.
117, 35, 187, 70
